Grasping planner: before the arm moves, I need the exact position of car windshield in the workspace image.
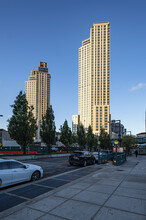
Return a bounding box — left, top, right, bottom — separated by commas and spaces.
72, 152, 83, 156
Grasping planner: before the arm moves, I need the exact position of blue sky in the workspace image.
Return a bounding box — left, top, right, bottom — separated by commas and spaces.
0, 0, 146, 135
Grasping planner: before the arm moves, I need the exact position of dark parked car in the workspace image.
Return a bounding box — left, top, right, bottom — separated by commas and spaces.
69, 151, 95, 167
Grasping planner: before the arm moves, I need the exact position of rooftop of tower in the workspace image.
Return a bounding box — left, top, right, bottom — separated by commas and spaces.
40, 62, 47, 68
93, 22, 109, 25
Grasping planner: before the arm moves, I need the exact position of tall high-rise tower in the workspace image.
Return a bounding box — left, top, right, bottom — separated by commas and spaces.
25, 62, 51, 140
78, 22, 110, 135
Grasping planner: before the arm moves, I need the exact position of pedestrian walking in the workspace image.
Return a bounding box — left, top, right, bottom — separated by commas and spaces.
135, 150, 138, 158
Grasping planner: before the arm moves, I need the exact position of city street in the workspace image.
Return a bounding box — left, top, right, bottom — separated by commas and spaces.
0, 156, 97, 192
0, 157, 99, 214
0, 155, 146, 219
22, 156, 80, 179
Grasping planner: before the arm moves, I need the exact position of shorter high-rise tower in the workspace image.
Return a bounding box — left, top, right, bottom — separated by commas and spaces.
25, 62, 51, 140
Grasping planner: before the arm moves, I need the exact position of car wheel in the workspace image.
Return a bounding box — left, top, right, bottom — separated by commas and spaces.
0, 179, 2, 186
31, 171, 40, 181
69, 162, 73, 166
83, 160, 87, 167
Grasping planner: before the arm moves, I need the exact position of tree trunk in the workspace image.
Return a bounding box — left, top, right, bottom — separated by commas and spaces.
48, 145, 51, 154
23, 146, 26, 155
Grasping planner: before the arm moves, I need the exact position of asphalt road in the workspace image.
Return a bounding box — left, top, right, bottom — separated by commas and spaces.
0, 160, 100, 213
22, 156, 80, 178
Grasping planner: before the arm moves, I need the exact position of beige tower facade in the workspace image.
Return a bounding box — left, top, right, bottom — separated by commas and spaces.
78, 22, 110, 135
25, 62, 51, 140
72, 115, 80, 134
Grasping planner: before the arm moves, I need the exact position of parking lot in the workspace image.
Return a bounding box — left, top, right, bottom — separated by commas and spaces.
22, 156, 80, 179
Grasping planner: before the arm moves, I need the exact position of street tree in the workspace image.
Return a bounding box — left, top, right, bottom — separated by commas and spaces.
121, 135, 135, 154
93, 136, 98, 151
40, 105, 56, 154
86, 125, 94, 151
60, 120, 71, 152
8, 91, 37, 154
77, 124, 86, 150
70, 133, 77, 144
99, 128, 112, 149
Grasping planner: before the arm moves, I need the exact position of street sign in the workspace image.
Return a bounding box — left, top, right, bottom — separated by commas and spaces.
119, 147, 124, 152
113, 147, 119, 152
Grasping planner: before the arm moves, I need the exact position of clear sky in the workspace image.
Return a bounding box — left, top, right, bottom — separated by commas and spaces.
0, 0, 146, 135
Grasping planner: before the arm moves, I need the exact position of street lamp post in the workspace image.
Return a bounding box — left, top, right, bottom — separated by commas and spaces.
98, 141, 101, 165
114, 140, 118, 166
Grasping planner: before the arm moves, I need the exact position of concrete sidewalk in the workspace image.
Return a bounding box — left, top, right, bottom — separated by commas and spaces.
0, 155, 146, 220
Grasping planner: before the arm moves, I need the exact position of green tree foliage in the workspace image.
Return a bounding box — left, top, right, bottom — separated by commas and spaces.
8, 91, 37, 154
60, 120, 71, 152
77, 124, 86, 150
40, 106, 56, 154
86, 125, 94, 151
121, 135, 135, 154
99, 128, 112, 149
93, 136, 98, 151
71, 133, 77, 144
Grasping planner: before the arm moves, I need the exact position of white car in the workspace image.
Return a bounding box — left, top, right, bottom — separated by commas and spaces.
0, 159, 43, 188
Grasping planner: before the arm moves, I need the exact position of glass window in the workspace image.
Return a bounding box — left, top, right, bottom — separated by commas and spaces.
0, 162, 10, 170
84, 152, 91, 156
10, 162, 26, 169
72, 152, 83, 156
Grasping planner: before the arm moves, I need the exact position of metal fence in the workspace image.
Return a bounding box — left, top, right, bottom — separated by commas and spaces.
0, 146, 48, 154
0, 146, 81, 155
99, 153, 113, 163
113, 152, 126, 166
98, 152, 126, 166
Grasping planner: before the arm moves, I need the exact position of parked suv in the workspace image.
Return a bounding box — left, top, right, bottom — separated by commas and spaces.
69, 151, 95, 167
